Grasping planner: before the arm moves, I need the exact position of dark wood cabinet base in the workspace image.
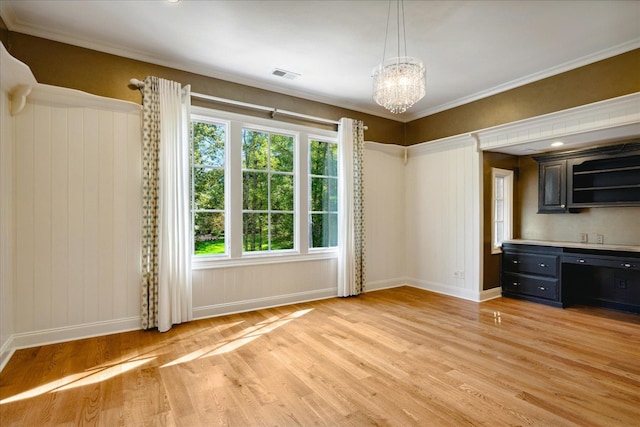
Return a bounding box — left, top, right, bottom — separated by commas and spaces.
502, 242, 640, 314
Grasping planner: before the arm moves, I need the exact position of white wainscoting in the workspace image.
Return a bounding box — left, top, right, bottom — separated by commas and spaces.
192, 258, 338, 319
404, 135, 483, 301
363, 142, 407, 291
12, 98, 143, 343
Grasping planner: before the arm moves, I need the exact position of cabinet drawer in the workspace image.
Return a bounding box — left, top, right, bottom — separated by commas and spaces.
562, 255, 640, 271
503, 252, 558, 276
503, 273, 559, 300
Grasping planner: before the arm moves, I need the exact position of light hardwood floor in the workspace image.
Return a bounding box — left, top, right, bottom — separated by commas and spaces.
1, 286, 639, 426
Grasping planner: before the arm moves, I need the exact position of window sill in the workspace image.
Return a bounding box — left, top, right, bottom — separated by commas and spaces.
192, 250, 338, 270
491, 247, 503, 255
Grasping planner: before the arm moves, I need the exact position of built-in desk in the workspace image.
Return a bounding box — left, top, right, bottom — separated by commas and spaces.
502, 240, 640, 313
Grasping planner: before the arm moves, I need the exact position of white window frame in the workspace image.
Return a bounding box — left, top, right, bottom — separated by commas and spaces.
191, 116, 230, 258
491, 167, 514, 254
190, 106, 338, 270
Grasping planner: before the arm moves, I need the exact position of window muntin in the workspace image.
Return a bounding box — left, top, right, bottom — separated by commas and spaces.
242, 129, 295, 252
309, 139, 338, 248
191, 120, 227, 256
492, 168, 513, 253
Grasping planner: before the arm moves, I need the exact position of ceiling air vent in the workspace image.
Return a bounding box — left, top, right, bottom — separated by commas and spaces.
272, 68, 300, 80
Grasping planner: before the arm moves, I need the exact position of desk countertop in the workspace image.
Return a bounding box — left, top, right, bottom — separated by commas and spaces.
504, 239, 640, 253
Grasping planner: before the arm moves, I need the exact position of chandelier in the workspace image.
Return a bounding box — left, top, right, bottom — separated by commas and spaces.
372, 0, 426, 114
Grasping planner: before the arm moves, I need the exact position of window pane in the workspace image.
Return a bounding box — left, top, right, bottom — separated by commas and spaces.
271, 213, 294, 250
328, 177, 338, 211
270, 134, 294, 172
311, 177, 329, 212
495, 176, 504, 199
271, 174, 294, 211
310, 140, 338, 176
193, 122, 225, 167
310, 213, 338, 248
495, 199, 504, 221
194, 212, 225, 255
193, 167, 224, 210
243, 213, 268, 251
495, 221, 504, 246
242, 129, 268, 170
243, 171, 268, 210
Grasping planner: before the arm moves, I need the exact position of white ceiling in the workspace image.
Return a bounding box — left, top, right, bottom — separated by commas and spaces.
1, 0, 639, 122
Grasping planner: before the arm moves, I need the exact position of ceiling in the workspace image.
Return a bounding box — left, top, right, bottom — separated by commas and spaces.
1, 0, 639, 123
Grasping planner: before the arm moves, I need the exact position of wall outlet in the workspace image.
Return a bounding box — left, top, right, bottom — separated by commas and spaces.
580, 233, 588, 243
596, 234, 604, 244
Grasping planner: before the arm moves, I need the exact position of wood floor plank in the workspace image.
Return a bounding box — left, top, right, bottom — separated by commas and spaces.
2, 286, 640, 426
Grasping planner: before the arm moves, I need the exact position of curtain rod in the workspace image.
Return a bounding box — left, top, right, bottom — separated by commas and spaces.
129, 78, 342, 127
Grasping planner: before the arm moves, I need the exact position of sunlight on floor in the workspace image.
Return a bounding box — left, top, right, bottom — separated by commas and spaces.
0, 308, 314, 405
161, 308, 313, 368
0, 357, 155, 404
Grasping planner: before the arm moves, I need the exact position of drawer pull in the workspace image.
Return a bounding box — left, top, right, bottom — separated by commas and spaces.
512, 282, 520, 287
539, 263, 547, 268
621, 263, 633, 268
538, 286, 547, 291
512, 260, 520, 264
577, 259, 586, 263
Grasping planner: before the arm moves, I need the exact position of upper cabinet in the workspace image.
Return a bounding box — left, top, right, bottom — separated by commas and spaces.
534, 141, 640, 213
537, 160, 567, 213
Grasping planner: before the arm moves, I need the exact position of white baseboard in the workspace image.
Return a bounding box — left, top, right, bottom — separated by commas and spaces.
405, 278, 491, 302
192, 287, 338, 320
0, 336, 16, 373
364, 278, 407, 292
1, 316, 141, 372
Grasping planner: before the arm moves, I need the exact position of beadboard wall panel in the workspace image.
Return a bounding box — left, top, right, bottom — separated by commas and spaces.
405, 136, 482, 300
192, 258, 338, 319
363, 142, 407, 290
13, 100, 142, 335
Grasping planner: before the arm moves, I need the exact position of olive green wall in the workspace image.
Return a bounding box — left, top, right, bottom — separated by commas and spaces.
482, 152, 520, 290
4, 32, 404, 144
406, 49, 640, 145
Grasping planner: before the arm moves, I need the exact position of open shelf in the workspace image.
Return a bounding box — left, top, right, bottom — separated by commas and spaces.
568, 150, 640, 207
573, 184, 640, 191
573, 165, 640, 175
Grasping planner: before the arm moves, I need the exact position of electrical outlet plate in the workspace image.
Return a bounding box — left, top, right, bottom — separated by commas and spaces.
596, 234, 604, 244
580, 233, 588, 243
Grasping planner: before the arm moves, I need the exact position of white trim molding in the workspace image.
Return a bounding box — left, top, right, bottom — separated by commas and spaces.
473, 92, 640, 154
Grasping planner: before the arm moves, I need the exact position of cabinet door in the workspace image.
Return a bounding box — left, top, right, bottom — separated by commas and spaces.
538, 160, 567, 213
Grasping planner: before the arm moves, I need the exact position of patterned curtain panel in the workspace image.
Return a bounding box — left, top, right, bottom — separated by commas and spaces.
141, 76, 193, 331
141, 77, 161, 329
337, 118, 366, 297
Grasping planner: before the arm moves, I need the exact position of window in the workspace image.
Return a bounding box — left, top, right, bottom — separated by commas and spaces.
190, 107, 338, 265
191, 120, 227, 255
242, 129, 295, 252
309, 139, 338, 248
492, 168, 514, 253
